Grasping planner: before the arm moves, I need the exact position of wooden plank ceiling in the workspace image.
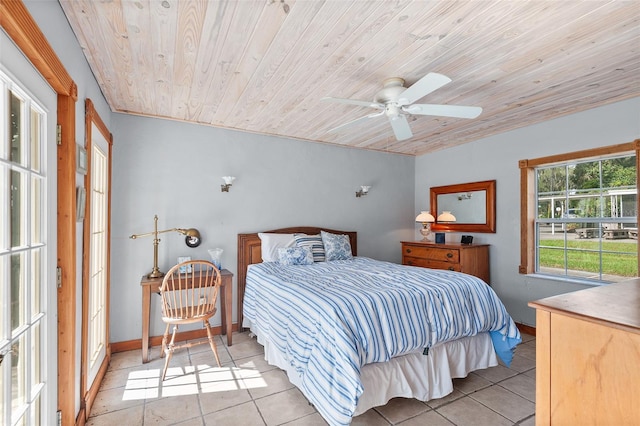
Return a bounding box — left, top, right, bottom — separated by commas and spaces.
59, 0, 640, 156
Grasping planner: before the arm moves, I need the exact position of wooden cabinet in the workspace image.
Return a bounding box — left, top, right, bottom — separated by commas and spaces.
529, 279, 640, 425
401, 241, 490, 284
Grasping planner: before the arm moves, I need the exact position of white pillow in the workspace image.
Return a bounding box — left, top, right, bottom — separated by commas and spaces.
258, 233, 295, 262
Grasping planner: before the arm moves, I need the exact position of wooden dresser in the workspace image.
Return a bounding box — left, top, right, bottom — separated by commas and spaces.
401, 241, 490, 284
529, 279, 640, 425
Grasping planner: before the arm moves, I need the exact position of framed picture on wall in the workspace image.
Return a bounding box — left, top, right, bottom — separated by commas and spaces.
77, 144, 88, 175
76, 186, 86, 221
178, 256, 192, 274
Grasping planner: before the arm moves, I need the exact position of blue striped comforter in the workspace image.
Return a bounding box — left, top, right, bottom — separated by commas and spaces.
243, 257, 520, 425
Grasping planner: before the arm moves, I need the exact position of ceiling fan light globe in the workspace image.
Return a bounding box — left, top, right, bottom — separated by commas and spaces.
385, 104, 401, 118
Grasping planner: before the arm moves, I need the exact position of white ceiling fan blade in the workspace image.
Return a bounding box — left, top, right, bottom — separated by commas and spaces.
388, 114, 413, 140
396, 72, 452, 106
403, 104, 482, 119
321, 97, 384, 109
327, 111, 385, 133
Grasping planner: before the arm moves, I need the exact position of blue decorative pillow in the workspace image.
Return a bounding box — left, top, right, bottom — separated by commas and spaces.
320, 231, 353, 261
277, 246, 314, 266
294, 233, 326, 262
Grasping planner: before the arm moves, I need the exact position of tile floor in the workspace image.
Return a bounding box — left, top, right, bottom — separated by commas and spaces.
88, 332, 536, 426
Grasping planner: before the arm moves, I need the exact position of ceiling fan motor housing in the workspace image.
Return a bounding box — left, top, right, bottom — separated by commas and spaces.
374, 77, 406, 104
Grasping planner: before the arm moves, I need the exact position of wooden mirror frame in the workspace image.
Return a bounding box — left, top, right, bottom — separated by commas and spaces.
430, 179, 496, 233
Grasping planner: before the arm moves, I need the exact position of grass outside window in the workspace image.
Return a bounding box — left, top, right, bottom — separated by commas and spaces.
539, 240, 638, 277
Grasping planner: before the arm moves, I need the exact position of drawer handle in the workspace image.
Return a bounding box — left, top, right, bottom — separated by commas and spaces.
406, 248, 412, 254
407, 261, 414, 266
446, 253, 453, 258
448, 266, 455, 271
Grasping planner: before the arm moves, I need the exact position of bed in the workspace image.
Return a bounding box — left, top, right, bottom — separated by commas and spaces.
237, 227, 520, 426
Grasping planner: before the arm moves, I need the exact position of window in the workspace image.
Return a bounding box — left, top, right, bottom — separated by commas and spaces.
520, 140, 640, 283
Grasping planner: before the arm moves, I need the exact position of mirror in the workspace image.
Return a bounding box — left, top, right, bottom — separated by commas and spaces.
430, 180, 496, 233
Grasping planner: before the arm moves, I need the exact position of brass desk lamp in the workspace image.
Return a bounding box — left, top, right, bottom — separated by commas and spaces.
130, 215, 201, 278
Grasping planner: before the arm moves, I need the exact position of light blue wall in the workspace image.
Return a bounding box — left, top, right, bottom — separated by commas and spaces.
415, 97, 640, 326
110, 113, 416, 342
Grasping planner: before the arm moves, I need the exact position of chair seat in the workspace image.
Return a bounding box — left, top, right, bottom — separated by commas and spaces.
162, 307, 217, 324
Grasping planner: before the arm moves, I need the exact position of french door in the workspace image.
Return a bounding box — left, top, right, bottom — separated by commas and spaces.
80, 100, 112, 419
1, 30, 57, 426
86, 124, 109, 388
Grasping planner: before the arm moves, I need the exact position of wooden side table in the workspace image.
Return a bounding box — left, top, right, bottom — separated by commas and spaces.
140, 268, 233, 363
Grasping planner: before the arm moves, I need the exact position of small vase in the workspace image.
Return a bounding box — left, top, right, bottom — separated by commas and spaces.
208, 248, 223, 270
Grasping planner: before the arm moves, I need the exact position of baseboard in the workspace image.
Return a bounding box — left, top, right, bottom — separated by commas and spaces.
516, 322, 536, 336
111, 323, 238, 353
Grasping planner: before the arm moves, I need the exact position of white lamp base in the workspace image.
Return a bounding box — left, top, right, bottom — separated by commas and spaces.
419, 223, 433, 241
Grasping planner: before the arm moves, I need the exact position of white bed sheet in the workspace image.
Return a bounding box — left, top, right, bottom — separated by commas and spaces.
245, 318, 498, 419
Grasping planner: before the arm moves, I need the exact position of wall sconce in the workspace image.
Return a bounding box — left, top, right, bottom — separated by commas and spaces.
458, 192, 472, 200
221, 176, 235, 192
130, 215, 201, 278
356, 185, 371, 198
415, 211, 435, 241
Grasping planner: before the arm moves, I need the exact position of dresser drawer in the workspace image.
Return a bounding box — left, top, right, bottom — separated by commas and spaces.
403, 257, 462, 271
402, 245, 460, 263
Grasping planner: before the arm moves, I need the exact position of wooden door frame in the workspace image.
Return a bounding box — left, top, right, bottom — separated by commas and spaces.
1, 2, 78, 425
79, 99, 113, 421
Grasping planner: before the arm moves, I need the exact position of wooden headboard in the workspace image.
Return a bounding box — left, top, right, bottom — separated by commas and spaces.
237, 227, 357, 329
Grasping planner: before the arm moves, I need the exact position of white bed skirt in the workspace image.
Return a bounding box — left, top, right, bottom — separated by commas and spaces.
244, 319, 498, 418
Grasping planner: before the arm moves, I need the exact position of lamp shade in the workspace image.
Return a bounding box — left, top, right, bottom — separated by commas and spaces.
182, 228, 201, 238
437, 211, 456, 223
415, 211, 435, 223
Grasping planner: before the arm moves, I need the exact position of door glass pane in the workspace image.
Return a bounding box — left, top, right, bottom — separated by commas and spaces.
30, 175, 42, 244
10, 170, 26, 248
0, 255, 5, 339
0, 164, 6, 251
0, 346, 4, 424
14, 412, 27, 426
30, 108, 41, 172
31, 248, 41, 318
30, 395, 40, 426
11, 252, 26, 331
9, 92, 25, 166
31, 323, 41, 388
11, 333, 27, 422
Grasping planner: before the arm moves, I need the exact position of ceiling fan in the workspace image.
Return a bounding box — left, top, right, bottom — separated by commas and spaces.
322, 73, 482, 141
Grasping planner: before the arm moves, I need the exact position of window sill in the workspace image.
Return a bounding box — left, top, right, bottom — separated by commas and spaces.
526, 272, 610, 287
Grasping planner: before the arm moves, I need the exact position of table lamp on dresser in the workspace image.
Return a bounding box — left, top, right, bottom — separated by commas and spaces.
415, 211, 436, 241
